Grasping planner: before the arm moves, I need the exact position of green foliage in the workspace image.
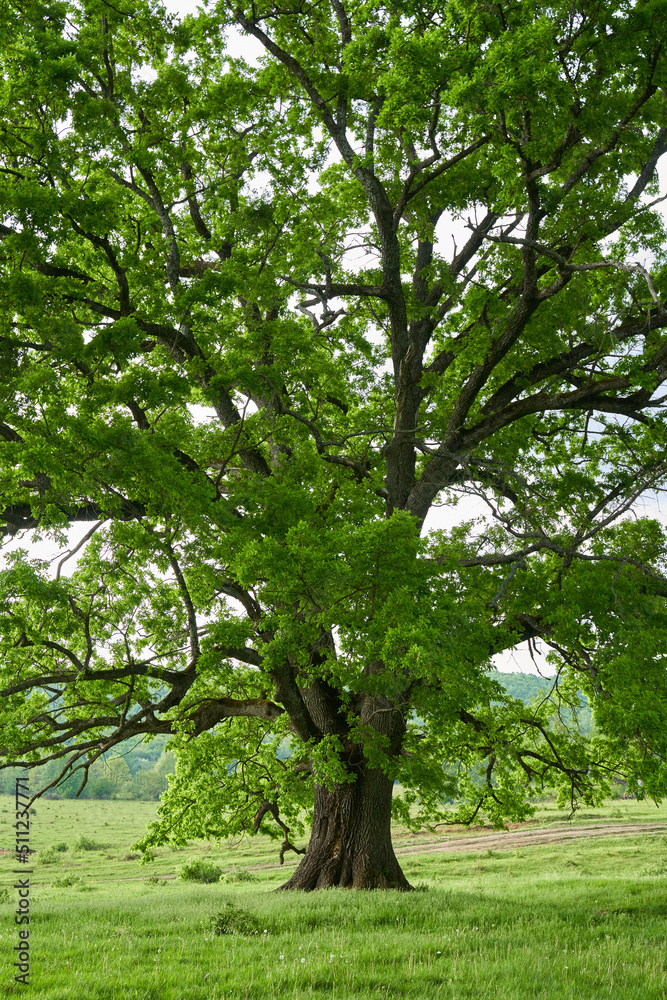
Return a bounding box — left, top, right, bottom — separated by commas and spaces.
491, 671, 593, 737
209, 901, 264, 936
2, 0, 667, 887
38, 846, 62, 865
74, 834, 103, 851
0, 744, 176, 800
221, 866, 259, 883
52, 873, 82, 887
491, 672, 552, 704
145, 874, 169, 886
178, 858, 222, 884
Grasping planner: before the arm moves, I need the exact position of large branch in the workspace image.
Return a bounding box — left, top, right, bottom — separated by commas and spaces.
408, 298, 667, 523
462, 364, 666, 453
558, 66, 663, 203
1, 498, 144, 536
393, 134, 492, 224
1, 692, 285, 763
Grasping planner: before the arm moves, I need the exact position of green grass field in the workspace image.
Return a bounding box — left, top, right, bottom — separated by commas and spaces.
1, 795, 666, 999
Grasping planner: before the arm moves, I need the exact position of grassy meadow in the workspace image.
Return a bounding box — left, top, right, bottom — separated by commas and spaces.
0, 795, 666, 999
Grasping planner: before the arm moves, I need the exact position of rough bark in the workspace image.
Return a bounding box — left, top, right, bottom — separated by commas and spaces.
278, 766, 412, 891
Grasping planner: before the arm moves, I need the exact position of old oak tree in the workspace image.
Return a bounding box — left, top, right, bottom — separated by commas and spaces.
2, 0, 667, 890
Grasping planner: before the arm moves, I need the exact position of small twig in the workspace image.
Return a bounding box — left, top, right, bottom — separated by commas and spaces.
486, 560, 526, 610
53, 520, 106, 580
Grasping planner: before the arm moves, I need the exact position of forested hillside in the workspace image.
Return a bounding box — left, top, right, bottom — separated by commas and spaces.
491, 671, 552, 702
0, 736, 174, 799
491, 672, 592, 736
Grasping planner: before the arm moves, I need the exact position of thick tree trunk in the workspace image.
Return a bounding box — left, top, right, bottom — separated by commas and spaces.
278, 766, 411, 890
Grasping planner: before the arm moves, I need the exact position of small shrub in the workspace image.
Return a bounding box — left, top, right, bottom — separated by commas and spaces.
52, 842, 68, 853
221, 866, 258, 883
122, 853, 141, 861
74, 835, 101, 851
38, 848, 61, 865
145, 875, 169, 887
52, 873, 81, 887
210, 902, 263, 936
0, 887, 10, 903
179, 858, 222, 884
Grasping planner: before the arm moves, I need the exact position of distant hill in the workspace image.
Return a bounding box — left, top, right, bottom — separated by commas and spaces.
490, 670, 553, 703
491, 671, 592, 735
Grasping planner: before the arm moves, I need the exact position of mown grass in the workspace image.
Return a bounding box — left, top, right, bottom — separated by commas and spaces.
1, 795, 666, 998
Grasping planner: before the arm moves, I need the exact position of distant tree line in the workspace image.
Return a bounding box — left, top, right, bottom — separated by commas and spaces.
0, 736, 175, 800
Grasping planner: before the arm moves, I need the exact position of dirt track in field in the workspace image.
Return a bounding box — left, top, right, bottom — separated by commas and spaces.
18, 821, 667, 884
392, 821, 667, 857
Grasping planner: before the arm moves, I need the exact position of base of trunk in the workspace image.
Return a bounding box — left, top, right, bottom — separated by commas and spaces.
278, 769, 412, 891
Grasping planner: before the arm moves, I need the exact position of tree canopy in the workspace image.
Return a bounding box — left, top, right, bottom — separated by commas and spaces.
2, 0, 667, 889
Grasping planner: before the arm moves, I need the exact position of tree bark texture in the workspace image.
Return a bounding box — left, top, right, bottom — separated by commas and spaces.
278, 766, 412, 890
